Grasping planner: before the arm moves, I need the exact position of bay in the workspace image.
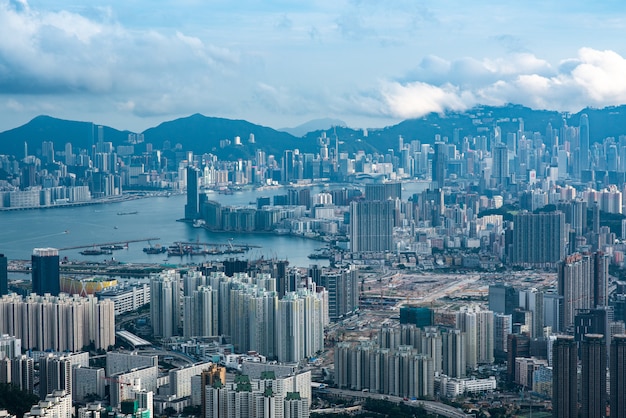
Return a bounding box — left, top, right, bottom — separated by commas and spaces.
0, 189, 331, 268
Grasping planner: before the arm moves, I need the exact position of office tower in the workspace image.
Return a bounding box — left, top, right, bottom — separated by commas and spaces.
580, 334, 606, 418
552, 336, 577, 418
488, 284, 518, 315
519, 288, 544, 338
399, 306, 433, 328
579, 113, 590, 174
510, 211, 566, 267
611, 335, 626, 418
571, 198, 588, 236
492, 143, 509, 186
544, 292, 563, 333
31, 248, 60, 296
185, 165, 200, 220
442, 329, 466, 378
365, 182, 402, 201
39, 355, 72, 399
282, 150, 295, 183
494, 313, 512, 359
432, 142, 447, 189
507, 333, 530, 383
349, 200, 394, 252
0, 254, 6, 296
150, 271, 181, 338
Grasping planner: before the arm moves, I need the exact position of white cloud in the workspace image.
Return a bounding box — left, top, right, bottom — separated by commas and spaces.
0, 0, 244, 106
376, 48, 626, 120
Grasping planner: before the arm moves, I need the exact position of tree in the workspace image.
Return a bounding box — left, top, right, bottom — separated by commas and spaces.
0, 383, 39, 416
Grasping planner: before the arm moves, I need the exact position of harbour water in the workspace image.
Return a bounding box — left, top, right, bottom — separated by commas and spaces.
0, 181, 430, 271
0, 190, 331, 269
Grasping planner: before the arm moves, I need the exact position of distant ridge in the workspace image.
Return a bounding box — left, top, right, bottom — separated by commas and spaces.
279, 118, 347, 137
0, 115, 130, 158
3, 104, 626, 158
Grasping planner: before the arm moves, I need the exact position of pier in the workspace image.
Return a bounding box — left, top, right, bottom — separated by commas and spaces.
58, 238, 160, 251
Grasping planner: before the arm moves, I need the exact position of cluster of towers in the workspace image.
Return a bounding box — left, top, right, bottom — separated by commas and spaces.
552, 334, 626, 417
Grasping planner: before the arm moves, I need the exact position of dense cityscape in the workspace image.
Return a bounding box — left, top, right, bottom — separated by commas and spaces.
1, 104, 626, 418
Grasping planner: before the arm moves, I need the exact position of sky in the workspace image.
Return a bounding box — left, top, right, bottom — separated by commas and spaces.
2, 0, 626, 133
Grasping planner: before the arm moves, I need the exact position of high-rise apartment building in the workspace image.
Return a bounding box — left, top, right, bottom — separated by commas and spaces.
32, 248, 60, 296
442, 329, 466, 378
558, 252, 609, 331
39, 355, 72, 400
0, 294, 114, 352
552, 335, 577, 418
580, 334, 606, 418
349, 200, 394, 252
611, 334, 626, 418
456, 305, 494, 368
150, 270, 181, 338
510, 211, 566, 267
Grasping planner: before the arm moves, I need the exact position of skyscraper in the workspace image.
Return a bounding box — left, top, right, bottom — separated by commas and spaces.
365, 182, 402, 201
559, 252, 608, 331
185, 165, 200, 220
510, 211, 566, 267
349, 200, 394, 252
150, 271, 181, 338
442, 329, 466, 378
31, 248, 60, 296
611, 334, 626, 418
432, 142, 447, 189
580, 334, 606, 418
552, 335, 577, 418
0, 254, 7, 296
579, 113, 590, 174
492, 143, 509, 187
39, 355, 72, 399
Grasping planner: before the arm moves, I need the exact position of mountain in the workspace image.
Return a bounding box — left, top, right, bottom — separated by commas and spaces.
0, 115, 130, 158
4, 105, 626, 159
279, 118, 347, 137
141, 113, 312, 159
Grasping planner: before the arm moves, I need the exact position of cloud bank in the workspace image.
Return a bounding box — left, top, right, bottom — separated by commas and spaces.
378, 48, 626, 119
2, 0, 626, 130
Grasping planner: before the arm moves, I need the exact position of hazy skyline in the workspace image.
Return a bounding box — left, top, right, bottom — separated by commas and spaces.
2, 0, 626, 133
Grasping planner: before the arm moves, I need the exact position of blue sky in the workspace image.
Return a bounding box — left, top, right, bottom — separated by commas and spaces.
1, 0, 626, 133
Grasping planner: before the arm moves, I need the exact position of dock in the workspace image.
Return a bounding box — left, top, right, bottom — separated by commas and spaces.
58, 238, 160, 251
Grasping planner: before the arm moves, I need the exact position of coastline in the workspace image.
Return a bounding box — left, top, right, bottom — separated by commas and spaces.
0, 190, 180, 212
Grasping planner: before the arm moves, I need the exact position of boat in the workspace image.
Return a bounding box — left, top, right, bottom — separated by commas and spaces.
100, 244, 126, 251
80, 248, 113, 256
143, 246, 167, 254
193, 219, 206, 228
117, 211, 138, 215
308, 248, 332, 260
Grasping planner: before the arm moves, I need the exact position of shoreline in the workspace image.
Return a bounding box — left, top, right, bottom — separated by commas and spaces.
0, 190, 180, 212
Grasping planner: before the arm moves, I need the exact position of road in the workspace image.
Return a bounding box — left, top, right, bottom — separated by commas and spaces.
322, 387, 473, 418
